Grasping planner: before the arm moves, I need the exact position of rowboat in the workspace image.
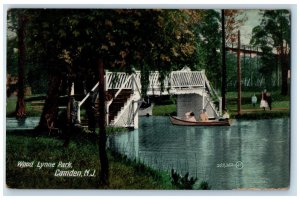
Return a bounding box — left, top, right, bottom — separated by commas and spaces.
169, 116, 231, 126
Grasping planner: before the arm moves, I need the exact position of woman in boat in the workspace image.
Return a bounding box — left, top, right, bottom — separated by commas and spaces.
185, 111, 197, 122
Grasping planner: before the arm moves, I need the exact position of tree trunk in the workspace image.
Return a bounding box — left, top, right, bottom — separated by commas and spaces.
221, 10, 227, 111
280, 51, 289, 96
15, 14, 27, 118
37, 75, 62, 130
98, 58, 109, 186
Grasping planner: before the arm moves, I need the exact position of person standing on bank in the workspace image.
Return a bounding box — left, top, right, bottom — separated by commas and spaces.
251, 94, 257, 107
260, 89, 269, 111
266, 92, 272, 110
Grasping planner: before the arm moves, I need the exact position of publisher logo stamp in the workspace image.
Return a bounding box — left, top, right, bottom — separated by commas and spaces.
235, 161, 243, 169
216, 161, 243, 169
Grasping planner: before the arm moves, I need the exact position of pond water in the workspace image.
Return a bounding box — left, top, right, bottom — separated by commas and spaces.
6, 116, 290, 190
6, 117, 40, 130
109, 116, 290, 190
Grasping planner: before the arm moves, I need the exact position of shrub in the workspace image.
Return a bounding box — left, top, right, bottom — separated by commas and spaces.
199, 180, 212, 190
171, 169, 197, 189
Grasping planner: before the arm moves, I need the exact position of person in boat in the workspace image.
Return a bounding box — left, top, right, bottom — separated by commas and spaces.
219, 109, 230, 121
185, 111, 197, 122
199, 109, 209, 122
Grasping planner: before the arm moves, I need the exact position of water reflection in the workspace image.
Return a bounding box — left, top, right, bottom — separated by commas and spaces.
109, 116, 290, 190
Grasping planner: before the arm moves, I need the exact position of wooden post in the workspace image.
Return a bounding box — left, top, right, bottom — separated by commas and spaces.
237, 30, 241, 116
98, 58, 109, 186
250, 47, 252, 87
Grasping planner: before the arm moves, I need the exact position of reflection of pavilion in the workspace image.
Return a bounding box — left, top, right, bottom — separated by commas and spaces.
77, 69, 222, 129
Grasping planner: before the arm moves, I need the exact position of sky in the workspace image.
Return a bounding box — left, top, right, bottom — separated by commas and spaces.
238, 10, 263, 45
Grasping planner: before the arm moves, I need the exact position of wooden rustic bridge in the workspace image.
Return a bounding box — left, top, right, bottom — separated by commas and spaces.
77, 69, 222, 129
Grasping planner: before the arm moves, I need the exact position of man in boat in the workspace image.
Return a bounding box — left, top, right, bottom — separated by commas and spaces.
219, 109, 230, 121
185, 111, 197, 122
199, 109, 209, 122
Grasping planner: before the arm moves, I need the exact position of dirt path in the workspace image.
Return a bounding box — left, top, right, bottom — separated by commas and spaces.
241, 107, 289, 113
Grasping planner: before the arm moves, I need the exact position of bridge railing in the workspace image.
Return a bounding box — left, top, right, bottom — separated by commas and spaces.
170, 71, 205, 88
106, 72, 133, 90
78, 69, 220, 123
106, 70, 205, 91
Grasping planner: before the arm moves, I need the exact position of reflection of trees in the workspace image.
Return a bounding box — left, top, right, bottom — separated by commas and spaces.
239, 119, 289, 189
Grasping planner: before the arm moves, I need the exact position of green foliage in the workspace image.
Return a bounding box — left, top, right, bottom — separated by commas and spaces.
226, 52, 271, 90
7, 9, 207, 100
152, 104, 176, 116
105, 127, 127, 135
6, 96, 17, 116
171, 169, 198, 189
199, 180, 212, 190
233, 111, 289, 120
224, 10, 247, 46
197, 10, 221, 89
250, 10, 291, 95
7, 9, 208, 130
26, 66, 48, 94
6, 38, 18, 75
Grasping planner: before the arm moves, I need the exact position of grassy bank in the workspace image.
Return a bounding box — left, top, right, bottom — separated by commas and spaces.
6, 131, 173, 189
6, 96, 44, 117
225, 91, 290, 119
7, 91, 290, 119
153, 104, 176, 116
152, 91, 290, 119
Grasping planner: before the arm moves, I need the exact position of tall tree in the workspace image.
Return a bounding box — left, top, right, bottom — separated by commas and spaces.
8, 9, 204, 186
224, 10, 247, 47
251, 10, 291, 95
97, 59, 109, 186
198, 10, 221, 89
220, 10, 246, 110
15, 12, 27, 118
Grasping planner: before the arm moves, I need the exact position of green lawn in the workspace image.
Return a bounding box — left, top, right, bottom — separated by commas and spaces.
152, 104, 177, 116
152, 91, 290, 119
226, 91, 290, 118
226, 91, 290, 102
7, 91, 290, 119
6, 96, 44, 117
6, 95, 175, 189
6, 131, 173, 189
6, 96, 17, 115
227, 101, 290, 111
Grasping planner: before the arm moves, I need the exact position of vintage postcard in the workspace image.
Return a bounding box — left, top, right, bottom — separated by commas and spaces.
5, 8, 291, 191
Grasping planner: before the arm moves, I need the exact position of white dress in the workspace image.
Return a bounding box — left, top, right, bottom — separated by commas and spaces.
260, 93, 269, 108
